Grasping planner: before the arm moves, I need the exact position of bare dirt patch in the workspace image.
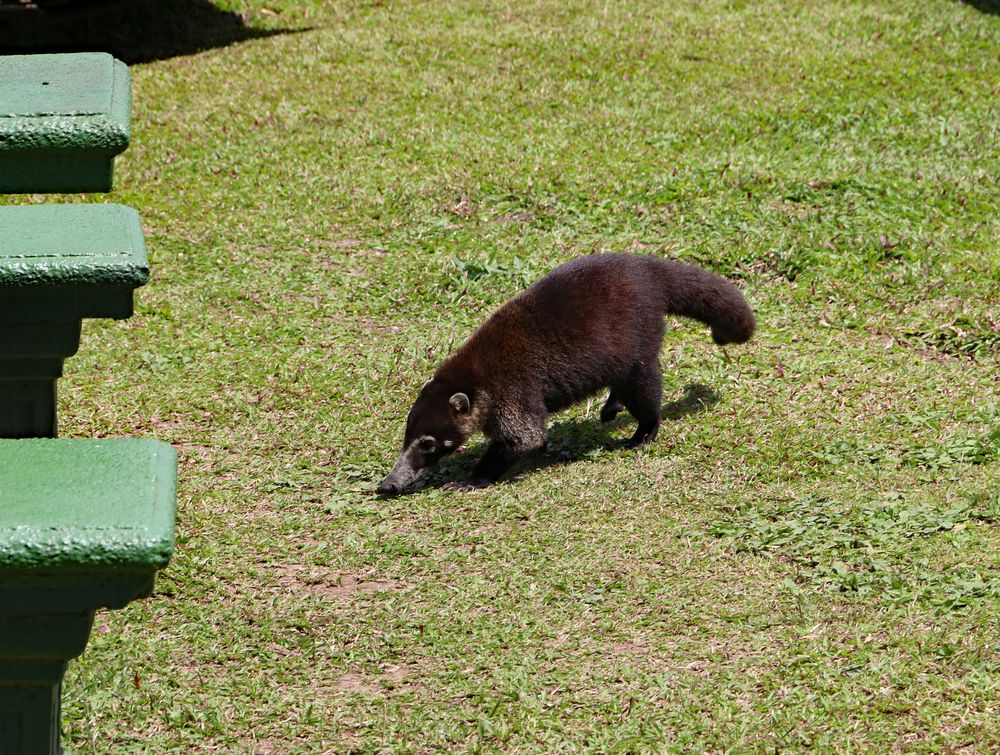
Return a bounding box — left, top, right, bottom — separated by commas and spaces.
332, 664, 415, 695
333, 672, 381, 694
269, 564, 400, 599
611, 639, 654, 657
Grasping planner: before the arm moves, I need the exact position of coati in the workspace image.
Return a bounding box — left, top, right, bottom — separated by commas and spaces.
377, 253, 755, 494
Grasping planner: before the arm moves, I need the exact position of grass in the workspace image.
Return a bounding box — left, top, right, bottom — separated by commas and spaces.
2, 0, 998, 750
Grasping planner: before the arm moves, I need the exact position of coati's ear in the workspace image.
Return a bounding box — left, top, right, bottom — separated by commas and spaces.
449, 392, 470, 414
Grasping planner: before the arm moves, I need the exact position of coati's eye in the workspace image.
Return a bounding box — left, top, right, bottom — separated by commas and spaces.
418, 436, 436, 453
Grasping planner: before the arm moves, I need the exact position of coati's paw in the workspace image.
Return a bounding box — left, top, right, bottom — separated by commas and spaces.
624, 426, 659, 449
601, 391, 625, 423
442, 478, 490, 492
600, 405, 623, 423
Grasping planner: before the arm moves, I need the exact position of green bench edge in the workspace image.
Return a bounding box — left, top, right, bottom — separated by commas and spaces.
0, 438, 178, 571
0, 204, 149, 290
0, 55, 131, 153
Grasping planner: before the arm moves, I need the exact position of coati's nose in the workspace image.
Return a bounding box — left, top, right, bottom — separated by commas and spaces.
376, 479, 400, 495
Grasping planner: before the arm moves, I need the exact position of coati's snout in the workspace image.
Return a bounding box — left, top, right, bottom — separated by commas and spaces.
376, 434, 447, 495
377, 387, 472, 495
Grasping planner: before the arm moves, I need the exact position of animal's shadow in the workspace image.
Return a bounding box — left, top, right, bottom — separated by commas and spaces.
413, 383, 721, 493
960, 0, 1000, 15
0, 0, 305, 64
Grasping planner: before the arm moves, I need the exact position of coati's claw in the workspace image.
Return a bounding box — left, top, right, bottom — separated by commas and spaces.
442, 479, 488, 492
624, 425, 659, 449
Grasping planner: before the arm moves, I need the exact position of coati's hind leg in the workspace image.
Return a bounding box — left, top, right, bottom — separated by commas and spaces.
619, 363, 663, 449
600, 389, 625, 423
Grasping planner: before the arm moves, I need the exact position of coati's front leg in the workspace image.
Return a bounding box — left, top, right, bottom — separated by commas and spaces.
444, 403, 548, 490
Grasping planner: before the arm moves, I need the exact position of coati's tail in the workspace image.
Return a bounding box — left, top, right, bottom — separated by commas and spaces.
650, 259, 756, 345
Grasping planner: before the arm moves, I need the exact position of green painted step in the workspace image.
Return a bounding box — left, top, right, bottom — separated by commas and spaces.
0, 53, 131, 193
0, 203, 149, 438
0, 437, 177, 755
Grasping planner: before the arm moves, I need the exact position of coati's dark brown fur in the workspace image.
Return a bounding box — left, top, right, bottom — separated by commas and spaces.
378, 253, 755, 494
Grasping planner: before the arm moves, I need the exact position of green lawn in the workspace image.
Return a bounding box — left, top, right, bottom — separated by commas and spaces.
5, 0, 1000, 750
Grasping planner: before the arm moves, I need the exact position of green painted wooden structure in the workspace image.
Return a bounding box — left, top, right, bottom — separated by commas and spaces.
0, 53, 131, 193
0, 203, 149, 439
0, 51, 176, 754
0, 438, 177, 754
